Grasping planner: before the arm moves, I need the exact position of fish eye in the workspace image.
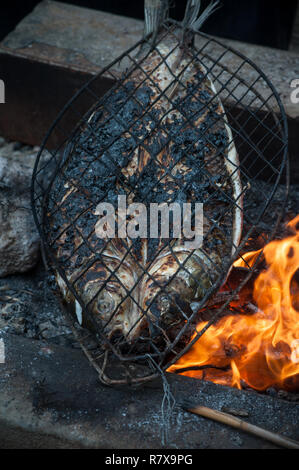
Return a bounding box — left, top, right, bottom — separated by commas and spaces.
97, 292, 115, 315
158, 294, 171, 314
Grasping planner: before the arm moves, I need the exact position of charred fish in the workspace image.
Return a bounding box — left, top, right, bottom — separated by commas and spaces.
46, 0, 243, 350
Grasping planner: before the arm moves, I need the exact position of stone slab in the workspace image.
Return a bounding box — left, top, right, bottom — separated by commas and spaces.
0, 331, 298, 449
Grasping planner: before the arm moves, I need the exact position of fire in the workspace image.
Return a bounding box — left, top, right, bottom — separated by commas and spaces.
234, 248, 263, 269
168, 215, 299, 392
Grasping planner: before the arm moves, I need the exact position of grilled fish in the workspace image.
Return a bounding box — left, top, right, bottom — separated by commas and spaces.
46, 0, 243, 349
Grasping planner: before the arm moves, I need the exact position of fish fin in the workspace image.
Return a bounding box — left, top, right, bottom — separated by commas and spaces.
144, 0, 169, 37
183, 0, 220, 32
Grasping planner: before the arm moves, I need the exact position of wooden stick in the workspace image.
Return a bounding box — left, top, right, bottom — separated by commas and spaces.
174, 364, 230, 374
183, 404, 299, 449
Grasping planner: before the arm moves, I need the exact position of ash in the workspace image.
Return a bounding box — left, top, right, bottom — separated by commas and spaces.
0, 262, 74, 346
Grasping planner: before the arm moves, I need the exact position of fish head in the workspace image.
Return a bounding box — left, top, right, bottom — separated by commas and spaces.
139, 255, 195, 340
82, 279, 125, 333
139, 249, 217, 341
69, 260, 143, 344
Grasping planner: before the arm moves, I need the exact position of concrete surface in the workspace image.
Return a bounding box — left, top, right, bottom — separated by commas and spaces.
0, 330, 298, 449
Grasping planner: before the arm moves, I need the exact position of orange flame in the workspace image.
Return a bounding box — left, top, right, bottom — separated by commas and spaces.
234, 248, 263, 269
168, 215, 299, 392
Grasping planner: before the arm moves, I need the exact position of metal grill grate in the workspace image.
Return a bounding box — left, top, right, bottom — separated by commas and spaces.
31, 21, 289, 385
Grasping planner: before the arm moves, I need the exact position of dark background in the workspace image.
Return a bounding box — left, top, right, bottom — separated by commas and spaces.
0, 0, 298, 49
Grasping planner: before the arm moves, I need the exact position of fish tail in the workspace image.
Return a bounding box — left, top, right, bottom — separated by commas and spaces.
144, 0, 169, 37
183, 0, 220, 32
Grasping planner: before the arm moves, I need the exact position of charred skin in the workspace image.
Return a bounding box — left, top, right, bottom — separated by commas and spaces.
46, 27, 242, 347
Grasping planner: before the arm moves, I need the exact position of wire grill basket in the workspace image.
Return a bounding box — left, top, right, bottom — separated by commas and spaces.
31, 20, 288, 385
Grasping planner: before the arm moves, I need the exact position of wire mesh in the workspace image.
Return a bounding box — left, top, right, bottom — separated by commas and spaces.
31, 20, 288, 385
